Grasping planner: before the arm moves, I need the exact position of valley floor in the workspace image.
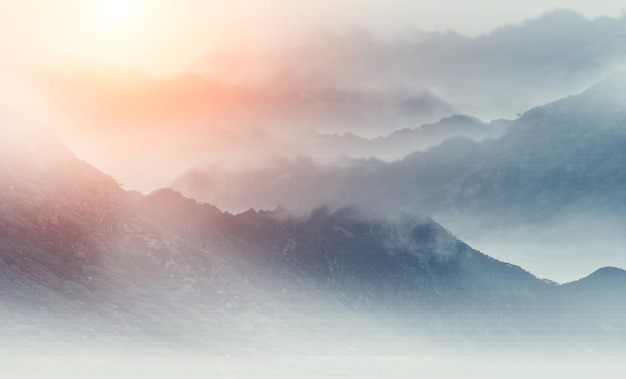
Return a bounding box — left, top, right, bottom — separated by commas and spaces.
0, 352, 624, 379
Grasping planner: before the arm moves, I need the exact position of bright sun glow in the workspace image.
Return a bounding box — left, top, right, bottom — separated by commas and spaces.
97, 0, 139, 28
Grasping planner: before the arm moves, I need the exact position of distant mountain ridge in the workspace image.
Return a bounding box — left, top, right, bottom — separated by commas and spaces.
307, 115, 507, 160
2, 120, 626, 351
33, 9, 626, 195
39, 66, 456, 137
173, 72, 626, 214
167, 73, 626, 281
193, 9, 626, 119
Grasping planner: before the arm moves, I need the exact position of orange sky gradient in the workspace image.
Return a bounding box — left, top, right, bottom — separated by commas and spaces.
0, 0, 622, 192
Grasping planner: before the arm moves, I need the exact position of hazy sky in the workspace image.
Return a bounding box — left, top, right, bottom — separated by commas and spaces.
1, 0, 624, 75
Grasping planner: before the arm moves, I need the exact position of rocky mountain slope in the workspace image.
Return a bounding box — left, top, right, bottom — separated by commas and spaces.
1, 120, 625, 352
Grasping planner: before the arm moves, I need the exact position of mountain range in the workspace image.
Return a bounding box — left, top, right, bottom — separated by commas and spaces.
4, 8, 626, 356
192, 9, 626, 119
1, 118, 625, 352
28, 10, 626, 194
171, 73, 626, 281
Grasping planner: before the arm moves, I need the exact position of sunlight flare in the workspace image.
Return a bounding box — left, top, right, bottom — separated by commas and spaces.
96, 0, 139, 28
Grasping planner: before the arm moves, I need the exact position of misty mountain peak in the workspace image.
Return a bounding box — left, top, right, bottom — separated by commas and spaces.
562, 266, 626, 294
0, 119, 74, 162
587, 266, 626, 280
534, 9, 588, 25
0, 117, 123, 198
514, 72, 626, 133
146, 187, 192, 204
488, 9, 588, 38
585, 71, 626, 99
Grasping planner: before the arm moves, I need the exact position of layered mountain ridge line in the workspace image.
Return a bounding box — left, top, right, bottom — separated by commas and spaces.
26, 9, 626, 196
168, 72, 626, 281
1, 120, 625, 351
